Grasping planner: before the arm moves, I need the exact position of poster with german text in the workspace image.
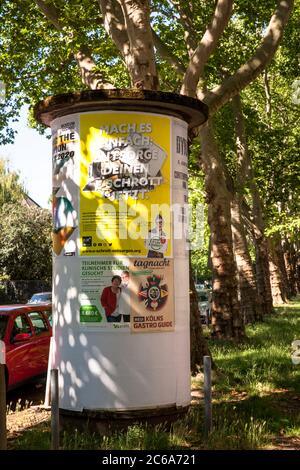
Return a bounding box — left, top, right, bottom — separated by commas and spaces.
79, 112, 172, 258
79, 257, 130, 330
129, 258, 174, 333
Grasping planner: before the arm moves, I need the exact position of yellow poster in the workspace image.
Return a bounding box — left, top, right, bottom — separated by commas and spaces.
79, 112, 171, 257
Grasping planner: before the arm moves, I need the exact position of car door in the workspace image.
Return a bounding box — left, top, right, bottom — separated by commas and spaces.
27, 310, 51, 377
43, 307, 53, 327
6, 312, 35, 387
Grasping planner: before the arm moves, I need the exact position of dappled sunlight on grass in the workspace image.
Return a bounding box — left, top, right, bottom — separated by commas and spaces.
210, 297, 300, 396
8, 297, 300, 450
205, 297, 300, 447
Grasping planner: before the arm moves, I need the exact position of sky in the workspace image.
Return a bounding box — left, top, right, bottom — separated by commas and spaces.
0, 105, 52, 209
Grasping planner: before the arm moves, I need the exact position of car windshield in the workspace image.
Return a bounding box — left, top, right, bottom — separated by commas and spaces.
29, 293, 51, 303
0, 315, 9, 340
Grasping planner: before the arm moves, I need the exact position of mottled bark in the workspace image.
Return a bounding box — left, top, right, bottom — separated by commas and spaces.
181, 0, 233, 97
264, 69, 272, 118
238, 179, 273, 317
283, 238, 298, 296
35, 0, 62, 29
231, 196, 262, 322
189, 262, 211, 374
231, 94, 263, 323
269, 234, 291, 302
200, 120, 245, 340
203, 0, 294, 114
255, 245, 273, 314
120, 0, 158, 89
274, 237, 291, 299
268, 235, 288, 304
232, 90, 273, 317
74, 47, 115, 90
99, 0, 158, 89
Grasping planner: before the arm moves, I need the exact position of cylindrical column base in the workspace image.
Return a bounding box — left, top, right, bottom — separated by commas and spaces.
35, 89, 208, 421
59, 404, 189, 434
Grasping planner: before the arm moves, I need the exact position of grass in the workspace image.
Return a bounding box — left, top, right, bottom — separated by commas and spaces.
210, 301, 300, 396
206, 297, 300, 447
12, 422, 51, 450
7, 297, 300, 450
7, 398, 33, 414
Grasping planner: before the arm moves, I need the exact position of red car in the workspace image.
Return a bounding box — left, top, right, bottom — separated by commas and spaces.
0, 304, 52, 391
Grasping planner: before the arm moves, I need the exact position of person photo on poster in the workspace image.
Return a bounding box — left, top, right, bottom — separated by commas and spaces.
120, 270, 131, 323
100, 275, 122, 322
145, 214, 168, 258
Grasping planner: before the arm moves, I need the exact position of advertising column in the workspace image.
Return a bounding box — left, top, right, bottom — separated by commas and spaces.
50, 109, 190, 413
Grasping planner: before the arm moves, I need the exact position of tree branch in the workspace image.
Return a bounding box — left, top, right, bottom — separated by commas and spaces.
74, 46, 115, 90
180, 0, 233, 97
264, 69, 272, 117
171, 0, 198, 56
151, 29, 186, 76
241, 201, 263, 240
98, 0, 129, 56
100, 0, 159, 89
35, 0, 63, 31
203, 0, 293, 114
118, 0, 158, 89
35, 0, 114, 89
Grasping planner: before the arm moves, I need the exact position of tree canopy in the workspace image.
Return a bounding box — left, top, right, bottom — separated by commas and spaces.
0, 1, 295, 139
0, 157, 52, 281
0, 0, 298, 340
0, 157, 26, 204
0, 202, 52, 281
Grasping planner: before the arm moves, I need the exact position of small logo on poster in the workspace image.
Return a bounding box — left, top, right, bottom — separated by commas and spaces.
133, 316, 145, 322
80, 305, 102, 323
82, 236, 92, 247
138, 275, 169, 311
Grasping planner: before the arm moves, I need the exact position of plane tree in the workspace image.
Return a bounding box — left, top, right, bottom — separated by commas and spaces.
0, 1, 294, 346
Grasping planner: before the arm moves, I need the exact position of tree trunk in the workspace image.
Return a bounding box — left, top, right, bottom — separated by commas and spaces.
120, 0, 159, 89
99, 0, 159, 89
199, 120, 245, 340
231, 93, 263, 323
296, 238, 300, 293
230, 93, 272, 316
268, 235, 287, 305
231, 195, 262, 323
75, 46, 115, 90
283, 238, 298, 296
189, 262, 211, 374
274, 236, 291, 299
255, 241, 274, 314
249, 165, 273, 315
